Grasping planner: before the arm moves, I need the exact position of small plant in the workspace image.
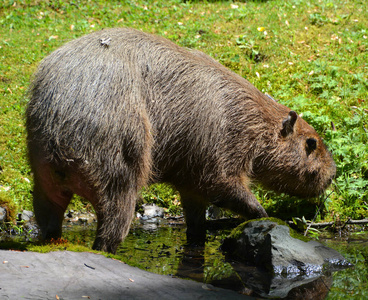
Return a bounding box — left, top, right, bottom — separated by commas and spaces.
140, 184, 182, 216
309, 13, 330, 27
236, 37, 266, 62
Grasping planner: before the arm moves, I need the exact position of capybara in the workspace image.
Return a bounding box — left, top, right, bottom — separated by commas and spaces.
26, 28, 336, 253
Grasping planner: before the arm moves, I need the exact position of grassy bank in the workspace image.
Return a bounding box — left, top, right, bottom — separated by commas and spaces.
0, 0, 367, 224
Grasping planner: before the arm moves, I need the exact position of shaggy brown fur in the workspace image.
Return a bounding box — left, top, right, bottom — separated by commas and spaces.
26, 28, 336, 253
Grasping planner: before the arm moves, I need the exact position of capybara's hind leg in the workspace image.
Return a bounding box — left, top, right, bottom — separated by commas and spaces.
92, 191, 137, 253
33, 176, 72, 240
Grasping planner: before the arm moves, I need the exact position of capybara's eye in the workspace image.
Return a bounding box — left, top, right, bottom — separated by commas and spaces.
306, 138, 317, 151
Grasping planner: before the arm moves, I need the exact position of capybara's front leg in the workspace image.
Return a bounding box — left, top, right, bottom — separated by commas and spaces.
210, 180, 268, 220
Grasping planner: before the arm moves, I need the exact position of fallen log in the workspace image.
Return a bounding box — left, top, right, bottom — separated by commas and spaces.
287, 219, 368, 229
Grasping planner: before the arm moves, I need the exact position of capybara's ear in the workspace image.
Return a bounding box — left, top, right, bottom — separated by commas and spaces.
281, 111, 298, 137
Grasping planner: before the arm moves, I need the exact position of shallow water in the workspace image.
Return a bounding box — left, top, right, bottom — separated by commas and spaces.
319, 232, 368, 300
61, 218, 368, 299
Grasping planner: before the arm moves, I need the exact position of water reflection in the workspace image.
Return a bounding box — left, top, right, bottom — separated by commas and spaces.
223, 262, 333, 299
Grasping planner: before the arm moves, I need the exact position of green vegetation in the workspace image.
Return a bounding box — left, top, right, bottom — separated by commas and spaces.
0, 0, 367, 225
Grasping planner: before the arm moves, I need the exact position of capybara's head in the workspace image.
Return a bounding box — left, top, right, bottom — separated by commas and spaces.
252, 110, 336, 198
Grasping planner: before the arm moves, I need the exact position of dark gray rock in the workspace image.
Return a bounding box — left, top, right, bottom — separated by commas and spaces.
222, 219, 352, 276
222, 219, 352, 298
0, 250, 250, 299
0, 207, 6, 222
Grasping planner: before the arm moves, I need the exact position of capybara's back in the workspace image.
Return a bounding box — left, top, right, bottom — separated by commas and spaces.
26, 28, 336, 253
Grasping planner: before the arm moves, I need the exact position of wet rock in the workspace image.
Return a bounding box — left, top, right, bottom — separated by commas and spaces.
18, 210, 34, 222
222, 219, 352, 276
206, 205, 224, 220
222, 219, 352, 298
142, 204, 165, 218
137, 204, 165, 231
64, 211, 96, 224
77, 213, 96, 224
22, 222, 41, 239
0, 207, 6, 222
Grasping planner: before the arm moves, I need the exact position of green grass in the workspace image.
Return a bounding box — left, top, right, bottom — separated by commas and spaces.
0, 0, 367, 223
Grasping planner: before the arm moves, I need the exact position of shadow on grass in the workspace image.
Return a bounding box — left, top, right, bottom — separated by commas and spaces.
0, 241, 30, 251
